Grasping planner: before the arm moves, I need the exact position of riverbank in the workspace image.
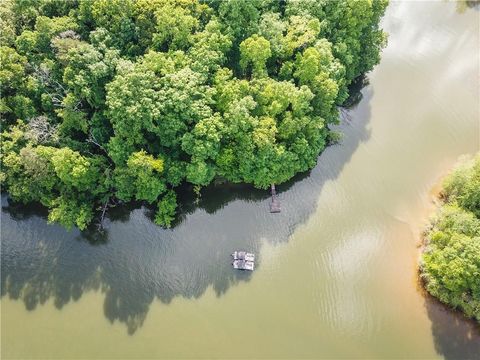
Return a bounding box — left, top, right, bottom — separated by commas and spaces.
419, 154, 480, 324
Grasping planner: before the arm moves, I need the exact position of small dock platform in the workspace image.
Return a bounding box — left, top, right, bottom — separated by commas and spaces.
270, 184, 281, 213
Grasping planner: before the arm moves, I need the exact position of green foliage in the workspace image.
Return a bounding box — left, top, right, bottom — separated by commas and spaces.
215, 0, 262, 41
51, 147, 99, 190
327, 130, 343, 145
1, 122, 107, 230
0, 0, 17, 47
48, 194, 95, 230
421, 155, 480, 322
114, 150, 165, 203
442, 156, 480, 218
154, 190, 177, 228
0, 46, 34, 122
240, 35, 271, 78
0, 46, 27, 90
286, 0, 388, 102
1, 0, 388, 229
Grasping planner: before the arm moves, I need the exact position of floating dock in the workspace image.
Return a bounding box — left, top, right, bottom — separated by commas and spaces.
270, 184, 281, 213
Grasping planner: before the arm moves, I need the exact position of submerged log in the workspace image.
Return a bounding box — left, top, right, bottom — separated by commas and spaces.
97, 198, 110, 230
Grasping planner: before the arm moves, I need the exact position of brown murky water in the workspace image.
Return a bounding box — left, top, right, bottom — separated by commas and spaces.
1, 1, 479, 358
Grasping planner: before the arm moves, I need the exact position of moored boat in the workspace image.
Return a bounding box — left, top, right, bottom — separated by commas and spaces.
232, 259, 254, 271
231, 250, 255, 262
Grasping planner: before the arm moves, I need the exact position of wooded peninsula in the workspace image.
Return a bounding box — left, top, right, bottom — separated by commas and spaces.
1, 0, 388, 229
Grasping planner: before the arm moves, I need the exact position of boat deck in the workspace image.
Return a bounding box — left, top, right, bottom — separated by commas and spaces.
232, 259, 254, 271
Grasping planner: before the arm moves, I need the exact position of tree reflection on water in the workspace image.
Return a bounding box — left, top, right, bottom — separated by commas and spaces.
1, 89, 373, 334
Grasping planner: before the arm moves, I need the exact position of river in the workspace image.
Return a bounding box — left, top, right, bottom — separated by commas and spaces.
1, 1, 479, 358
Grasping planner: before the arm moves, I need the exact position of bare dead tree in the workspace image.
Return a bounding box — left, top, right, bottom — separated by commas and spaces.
87, 130, 109, 155
56, 30, 81, 40
32, 64, 83, 117
339, 107, 352, 123
26, 115, 59, 144
97, 197, 110, 231
32, 64, 68, 107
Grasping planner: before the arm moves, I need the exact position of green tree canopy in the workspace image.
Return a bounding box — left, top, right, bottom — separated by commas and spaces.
0, 0, 388, 229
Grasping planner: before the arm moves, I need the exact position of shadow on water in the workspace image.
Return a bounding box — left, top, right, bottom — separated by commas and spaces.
1, 87, 373, 334
424, 294, 480, 359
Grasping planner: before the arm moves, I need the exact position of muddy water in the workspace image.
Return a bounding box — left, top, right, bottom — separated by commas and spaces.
1, 1, 479, 358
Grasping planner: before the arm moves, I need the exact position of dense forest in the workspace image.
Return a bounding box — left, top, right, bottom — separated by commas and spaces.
0, 0, 388, 229
420, 155, 480, 323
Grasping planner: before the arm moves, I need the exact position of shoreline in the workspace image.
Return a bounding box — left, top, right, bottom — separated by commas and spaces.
416, 155, 480, 328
